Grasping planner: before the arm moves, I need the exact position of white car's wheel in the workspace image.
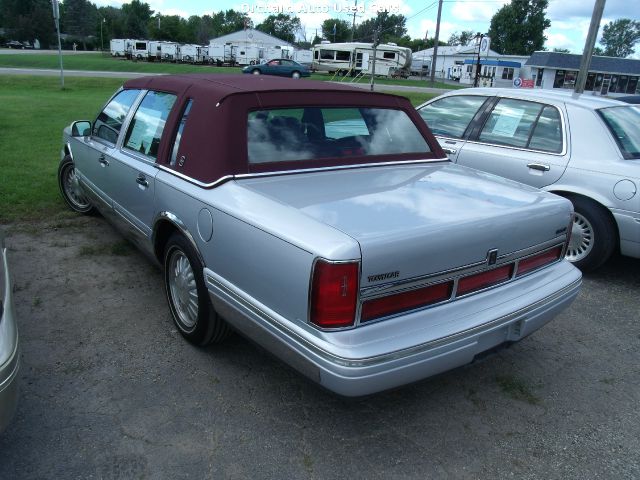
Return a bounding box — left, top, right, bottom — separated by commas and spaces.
565, 195, 616, 271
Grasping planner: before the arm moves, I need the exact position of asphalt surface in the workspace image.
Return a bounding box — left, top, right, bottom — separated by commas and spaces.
0, 215, 639, 479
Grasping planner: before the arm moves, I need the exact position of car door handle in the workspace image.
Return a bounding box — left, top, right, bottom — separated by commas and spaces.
98, 154, 109, 167
136, 175, 149, 188
442, 147, 457, 155
527, 163, 550, 172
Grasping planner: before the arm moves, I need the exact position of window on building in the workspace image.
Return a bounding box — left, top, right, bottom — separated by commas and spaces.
585, 73, 596, 91
616, 75, 629, 93
501, 68, 514, 80
627, 77, 639, 94
563, 71, 577, 89
553, 70, 565, 88
535, 68, 544, 87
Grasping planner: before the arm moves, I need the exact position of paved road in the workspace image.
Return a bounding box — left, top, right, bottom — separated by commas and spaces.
1, 216, 638, 479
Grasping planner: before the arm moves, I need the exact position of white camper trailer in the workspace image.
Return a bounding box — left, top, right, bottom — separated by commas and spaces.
110, 39, 127, 57
179, 44, 204, 63
160, 42, 180, 62
148, 41, 163, 61
233, 45, 261, 66
207, 43, 234, 65
292, 50, 313, 67
312, 42, 412, 77
263, 45, 292, 60
130, 40, 150, 60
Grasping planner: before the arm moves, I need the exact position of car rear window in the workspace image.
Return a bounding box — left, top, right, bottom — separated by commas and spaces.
247, 107, 430, 164
598, 106, 640, 159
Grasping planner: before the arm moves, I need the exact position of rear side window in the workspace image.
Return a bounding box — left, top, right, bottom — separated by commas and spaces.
418, 95, 487, 139
123, 91, 177, 159
528, 106, 563, 153
93, 89, 140, 143
479, 99, 563, 152
598, 106, 640, 159
247, 107, 430, 164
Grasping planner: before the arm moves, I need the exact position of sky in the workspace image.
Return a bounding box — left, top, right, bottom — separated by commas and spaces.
93, 0, 638, 57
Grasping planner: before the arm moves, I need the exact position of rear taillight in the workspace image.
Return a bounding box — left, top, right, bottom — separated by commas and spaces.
310, 259, 359, 329
361, 281, 453, 323
458, 264, 514, 296
516, 246, 563, 277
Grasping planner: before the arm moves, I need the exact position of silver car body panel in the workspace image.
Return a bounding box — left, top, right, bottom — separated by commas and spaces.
0, 233, 19, 432
418, 88, 640, 259
60, 82, 585, 395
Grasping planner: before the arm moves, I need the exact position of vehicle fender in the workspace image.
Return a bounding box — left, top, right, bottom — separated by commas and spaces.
545, 184, 616, 211
152, 211, 205, 264
63, 141, 74, 161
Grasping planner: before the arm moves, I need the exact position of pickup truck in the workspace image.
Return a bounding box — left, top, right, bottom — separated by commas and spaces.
59, 74, 581, 396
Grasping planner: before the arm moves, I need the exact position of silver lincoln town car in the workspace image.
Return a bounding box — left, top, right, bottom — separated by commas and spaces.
58, 74, 581, 396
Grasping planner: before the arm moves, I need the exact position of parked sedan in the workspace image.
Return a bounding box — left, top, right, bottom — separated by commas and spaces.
0, 229, 19, 433
242, 59, 310, 78
417, 88, 640, 271
58, 75, 580, 396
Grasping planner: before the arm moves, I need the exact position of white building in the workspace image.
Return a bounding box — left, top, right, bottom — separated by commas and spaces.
412, 44, 529, 86
209, 28, 294, 49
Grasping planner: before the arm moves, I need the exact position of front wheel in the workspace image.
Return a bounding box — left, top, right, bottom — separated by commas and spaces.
564, 195, 616, 271
163, 233, 231, 345
58, 156, 94, 214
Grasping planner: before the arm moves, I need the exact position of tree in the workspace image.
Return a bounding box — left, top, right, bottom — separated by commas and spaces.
320, 19, 350, 42
256, 14, 300, 43
488, 0, 550, 55
211, 9, 252, 37
354, 12, 407, 43
0, 0, 56, 46
61, 0, 97, 37
121, 0, 153, 38
447, 30, 475, 46
599, 19, 640, 58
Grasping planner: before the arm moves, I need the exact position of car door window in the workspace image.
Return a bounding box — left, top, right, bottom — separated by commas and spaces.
478, 98, 543, 148
123, 90, 177, 160
528, 106, 563, 153
418, 96, 487, 139
93, 89, 141, 144
169, 99, 193, 166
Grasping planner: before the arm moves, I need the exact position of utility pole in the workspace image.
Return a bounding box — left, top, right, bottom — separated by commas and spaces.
350, 0, 358, 42
474, 33, 485, 87
370, 28, 380, 91
574, 0, 606, 94
429, 0, 443, 84
51, 0, 64, 89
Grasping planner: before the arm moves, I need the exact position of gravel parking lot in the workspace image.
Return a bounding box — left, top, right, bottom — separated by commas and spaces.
1, 214, 639, 479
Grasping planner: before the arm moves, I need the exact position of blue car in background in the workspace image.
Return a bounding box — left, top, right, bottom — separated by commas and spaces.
242, 59, 310, 79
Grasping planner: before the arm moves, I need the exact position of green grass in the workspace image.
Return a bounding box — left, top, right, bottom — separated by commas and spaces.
0, 75, 438, 223
0, 75, 124, 222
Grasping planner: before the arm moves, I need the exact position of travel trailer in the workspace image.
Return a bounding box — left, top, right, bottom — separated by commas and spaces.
160, 42, 180, 61
129, 40, 150, 60
109, 39, 128, 57
292, 50, 313, 67
312, 42, 412, 77
207, 43, 235, 65
179, 44, 206, 63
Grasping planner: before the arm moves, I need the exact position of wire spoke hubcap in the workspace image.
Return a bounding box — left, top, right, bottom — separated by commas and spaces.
168, 250, 199, 330
566, 212, 594, 262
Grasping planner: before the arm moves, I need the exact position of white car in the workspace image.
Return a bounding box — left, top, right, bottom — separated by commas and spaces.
417, 88, 640, 271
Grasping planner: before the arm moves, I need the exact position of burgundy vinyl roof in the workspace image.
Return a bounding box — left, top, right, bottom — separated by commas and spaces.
122, 74, 444, 185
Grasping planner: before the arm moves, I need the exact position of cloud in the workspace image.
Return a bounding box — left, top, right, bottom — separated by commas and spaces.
449, 0, 508, 23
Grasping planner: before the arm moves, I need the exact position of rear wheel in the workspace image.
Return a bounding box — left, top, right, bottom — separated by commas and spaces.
58, 156, 94, 214
564, 195, 616, 271
292, 71, 301, 79
252, 69, 260, 75
163, 233, 230, 345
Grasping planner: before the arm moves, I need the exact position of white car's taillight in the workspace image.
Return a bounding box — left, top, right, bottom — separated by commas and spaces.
310, 259, 359, 329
